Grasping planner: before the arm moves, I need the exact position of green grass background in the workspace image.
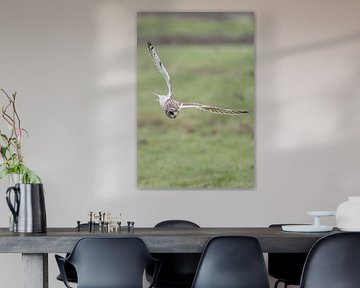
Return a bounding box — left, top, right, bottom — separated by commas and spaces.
137, 13, 254, 189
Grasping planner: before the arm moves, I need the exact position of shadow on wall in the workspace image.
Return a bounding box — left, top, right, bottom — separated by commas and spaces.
258, 16, 360, 215
260, 31, 360, 61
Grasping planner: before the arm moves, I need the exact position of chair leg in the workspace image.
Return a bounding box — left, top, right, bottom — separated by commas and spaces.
274, 280, 289, 288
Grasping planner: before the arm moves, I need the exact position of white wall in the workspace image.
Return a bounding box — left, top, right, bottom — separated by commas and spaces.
0, 0, 360, 287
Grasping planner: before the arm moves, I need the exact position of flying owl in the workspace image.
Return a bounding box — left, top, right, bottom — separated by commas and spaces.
147, 42, 248, 119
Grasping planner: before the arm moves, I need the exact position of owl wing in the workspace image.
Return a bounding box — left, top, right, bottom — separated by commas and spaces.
147, 42, 172, 97
180, 103, 248, 115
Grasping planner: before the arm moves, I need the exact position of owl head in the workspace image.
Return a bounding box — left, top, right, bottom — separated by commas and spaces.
165, 108, 179, 119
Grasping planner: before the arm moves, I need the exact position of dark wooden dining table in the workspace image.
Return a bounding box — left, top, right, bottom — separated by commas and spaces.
0, 226, 339, 288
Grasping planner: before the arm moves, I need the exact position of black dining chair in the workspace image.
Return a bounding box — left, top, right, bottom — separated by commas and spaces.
55, 237, 160, 288
300, 232, 360, 288
191, 236, 270, 288
56, 223, 99, 284
268, 224, 308, 288
147, 220, 201, 288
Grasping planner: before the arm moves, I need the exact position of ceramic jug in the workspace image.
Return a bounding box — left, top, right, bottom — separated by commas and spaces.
336, 196, 360, 231
6, 183, 47, 233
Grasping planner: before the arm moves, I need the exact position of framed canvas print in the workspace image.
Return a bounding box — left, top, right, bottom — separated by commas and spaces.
137, 12, 255, 189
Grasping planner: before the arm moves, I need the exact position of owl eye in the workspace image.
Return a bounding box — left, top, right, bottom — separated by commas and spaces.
165, 109, 179, 119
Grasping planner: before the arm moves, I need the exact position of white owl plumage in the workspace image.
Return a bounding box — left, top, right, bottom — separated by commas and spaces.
147, 42, 248, 119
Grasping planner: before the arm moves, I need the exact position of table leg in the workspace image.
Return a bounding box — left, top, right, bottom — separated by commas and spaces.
22, 253, 48, 288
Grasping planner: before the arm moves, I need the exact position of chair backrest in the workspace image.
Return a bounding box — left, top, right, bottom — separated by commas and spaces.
151, 220, 201, 287
300, 232, 360, 288
191, 236, 269, 288
155, 220, 200, 228
268, 224, 308, 285
67, 237, 154, 288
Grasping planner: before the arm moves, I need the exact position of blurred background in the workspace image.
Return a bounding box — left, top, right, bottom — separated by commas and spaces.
137, 12, 255, 189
